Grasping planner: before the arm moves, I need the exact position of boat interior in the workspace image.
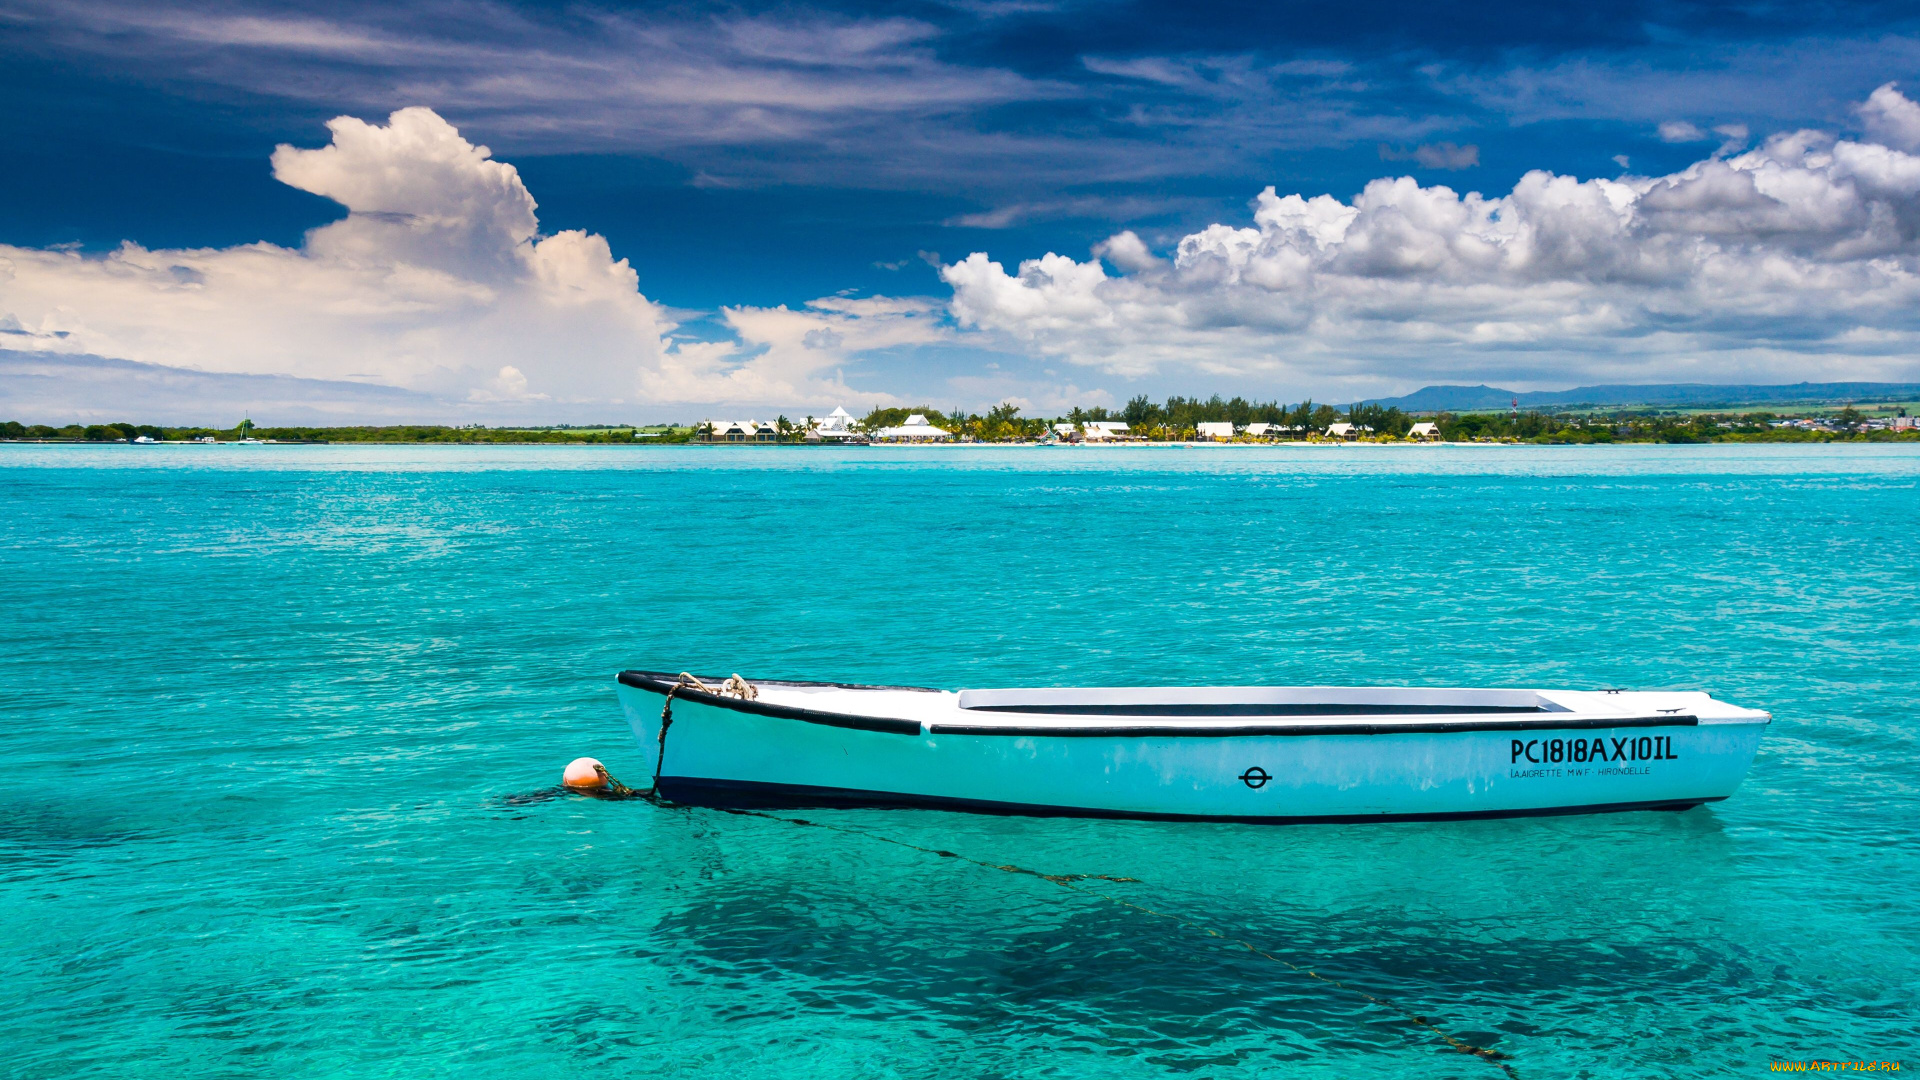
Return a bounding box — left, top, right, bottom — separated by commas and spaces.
954, 686, 1570, 717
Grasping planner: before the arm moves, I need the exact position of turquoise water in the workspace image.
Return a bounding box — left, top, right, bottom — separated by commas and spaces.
3, 444, 1915, 1078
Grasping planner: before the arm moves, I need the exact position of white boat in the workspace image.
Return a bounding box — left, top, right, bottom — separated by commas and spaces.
614, 670, 1769, 822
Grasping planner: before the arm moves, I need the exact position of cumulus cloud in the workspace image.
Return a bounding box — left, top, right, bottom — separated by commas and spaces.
1092, 230, 1161, 272
0, 107, 924, 412
1859, 82, 1920, 152
0, 108, 670, 403
940, 86, 1920, 393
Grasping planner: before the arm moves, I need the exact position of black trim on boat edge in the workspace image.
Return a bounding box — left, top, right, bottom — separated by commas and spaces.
653, 776, 1720, 823
618, 670, 1706, 737
617, 670, 924, 735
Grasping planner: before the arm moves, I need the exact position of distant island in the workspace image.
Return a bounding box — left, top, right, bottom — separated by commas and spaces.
0, 421, 678, 444
1358, 381, 1920, 412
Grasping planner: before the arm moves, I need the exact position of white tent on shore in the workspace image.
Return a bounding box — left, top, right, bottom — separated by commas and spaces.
810, 406, 862, 440
873, 413, 951, 441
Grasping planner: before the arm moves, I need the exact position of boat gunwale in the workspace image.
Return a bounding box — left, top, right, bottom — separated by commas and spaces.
616, 670, 1754, 738
618, 670, 926, 734
619, 669, 941, 693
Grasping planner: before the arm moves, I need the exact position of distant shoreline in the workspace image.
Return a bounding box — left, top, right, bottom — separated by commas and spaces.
7, 436, 1918, 448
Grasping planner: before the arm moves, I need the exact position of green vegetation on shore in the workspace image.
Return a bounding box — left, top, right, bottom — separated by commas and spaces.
860, 396, 1918, 443
5, 397, 1916, 445
1431, 404, 1917, 443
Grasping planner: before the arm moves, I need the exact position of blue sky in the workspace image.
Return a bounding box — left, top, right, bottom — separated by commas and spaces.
5, 0, 1920, 420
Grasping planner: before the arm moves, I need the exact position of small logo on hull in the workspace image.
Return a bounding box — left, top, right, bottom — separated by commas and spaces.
1239, 766, 1271, 789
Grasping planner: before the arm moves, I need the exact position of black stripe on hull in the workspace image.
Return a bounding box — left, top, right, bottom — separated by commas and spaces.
655, 777, 1717, 824
928, 715, 1698, 737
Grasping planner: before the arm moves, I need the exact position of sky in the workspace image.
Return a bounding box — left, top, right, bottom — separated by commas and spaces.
5, 0, 1920, 422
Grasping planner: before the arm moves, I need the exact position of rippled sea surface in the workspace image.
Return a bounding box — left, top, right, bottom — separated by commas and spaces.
3, 444, 1916, 1078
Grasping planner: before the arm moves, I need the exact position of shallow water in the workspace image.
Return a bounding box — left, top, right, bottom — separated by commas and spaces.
2, 443, 1915, 1077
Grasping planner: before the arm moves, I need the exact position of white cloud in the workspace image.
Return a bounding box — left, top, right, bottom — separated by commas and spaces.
940, 86, 1920, 395
1654, 122, 1750, 154
1659, 120, 1708, 142
1859, 81, 1920, 152
944, 195, 1202, 229
1092, 230, 1161, 272
0, 107, 671, 403
1712, 123, 1751, 155
469, 364, 539, 403
16, 1, 1920, 202
0, 107, 929, 413
13, 0, 1086, 190
640, 295, 944, 406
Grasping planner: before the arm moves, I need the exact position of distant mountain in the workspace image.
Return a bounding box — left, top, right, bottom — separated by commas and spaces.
0, 350, 442, 425
1360, 382, 1920, 412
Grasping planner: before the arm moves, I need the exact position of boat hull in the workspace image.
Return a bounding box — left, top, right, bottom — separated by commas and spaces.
615, 678, 1765, 823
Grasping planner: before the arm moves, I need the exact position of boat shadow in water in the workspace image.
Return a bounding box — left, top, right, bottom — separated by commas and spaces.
607, 803, 1893, 1077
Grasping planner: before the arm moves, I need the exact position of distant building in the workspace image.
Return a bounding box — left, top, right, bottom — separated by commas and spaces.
1324, 422, 1354, 439
1195, 421, 1234, 441
808, 407, 862, 441
1084, 421, 1130, 440
1894, 416, 1917, 430
704, 420, 778, 443
873, 414, 952, 442
1408, 422, 1440, 440
1244, 423, 1276, 438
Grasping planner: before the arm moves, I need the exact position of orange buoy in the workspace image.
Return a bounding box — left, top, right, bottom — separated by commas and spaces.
563, 756, 609, 791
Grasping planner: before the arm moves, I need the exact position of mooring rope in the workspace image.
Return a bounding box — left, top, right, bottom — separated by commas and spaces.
652, 682, 683, 792
650, 672, 758, 793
